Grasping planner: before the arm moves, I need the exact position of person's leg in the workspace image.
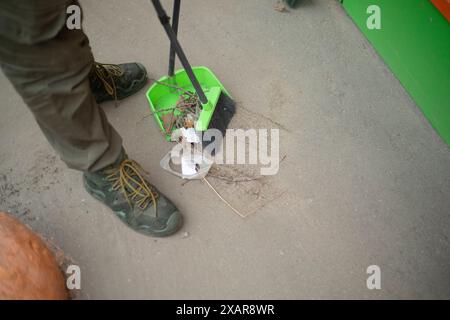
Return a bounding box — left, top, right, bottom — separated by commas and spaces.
0, 0, 122, 171
0, 0, 182, 236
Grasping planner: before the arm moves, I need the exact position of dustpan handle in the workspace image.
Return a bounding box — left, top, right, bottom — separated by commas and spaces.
168, 0, 180, 77
151, 0, 208, 104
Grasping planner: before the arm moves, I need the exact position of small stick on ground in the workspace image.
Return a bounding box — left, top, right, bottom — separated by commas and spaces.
207, 173, 262, 183
202, 177, 246, 218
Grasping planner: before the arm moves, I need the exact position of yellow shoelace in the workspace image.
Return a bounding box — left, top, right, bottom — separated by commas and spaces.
105, 159, 158, 212
93, 62, 124, 102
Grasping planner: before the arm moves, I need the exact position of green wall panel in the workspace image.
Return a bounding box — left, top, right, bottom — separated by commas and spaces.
342, 0, 450, 147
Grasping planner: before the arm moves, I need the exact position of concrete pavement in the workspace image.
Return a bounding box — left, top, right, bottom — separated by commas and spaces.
0, 0, 449, 299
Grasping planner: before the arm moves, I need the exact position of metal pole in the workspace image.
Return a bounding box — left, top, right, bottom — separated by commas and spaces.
168, 0, 180, 77
151, 0, 208, 104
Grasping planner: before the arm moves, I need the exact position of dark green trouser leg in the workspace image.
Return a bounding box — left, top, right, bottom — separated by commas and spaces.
0, 0, 122, 172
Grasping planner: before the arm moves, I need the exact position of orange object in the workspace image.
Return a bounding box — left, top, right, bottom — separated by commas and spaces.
431, 0, 450, 22
0, 212, 68, 300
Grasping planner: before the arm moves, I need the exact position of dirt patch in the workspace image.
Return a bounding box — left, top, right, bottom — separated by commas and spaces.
0, 149, 64, 221
206, 165, 286, 218
0, 169, 34, 222
201, 104, 288, 218
27, 150, 62, 194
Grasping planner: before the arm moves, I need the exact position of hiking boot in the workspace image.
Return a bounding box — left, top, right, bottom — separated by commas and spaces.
82, 151, 182, 237
89, 62, 148, 104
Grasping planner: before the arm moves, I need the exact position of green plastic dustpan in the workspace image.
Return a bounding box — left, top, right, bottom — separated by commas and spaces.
148, 0, 235, 143
146, 66, 231, 141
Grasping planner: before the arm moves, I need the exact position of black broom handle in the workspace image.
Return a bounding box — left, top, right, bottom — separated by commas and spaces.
168, 0, 180, 77
151, 0, 208, 104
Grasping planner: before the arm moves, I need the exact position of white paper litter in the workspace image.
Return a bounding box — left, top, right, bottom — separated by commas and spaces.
160, 127, 213, 180
181, 154, 198, 175
181, 127, 200, 143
